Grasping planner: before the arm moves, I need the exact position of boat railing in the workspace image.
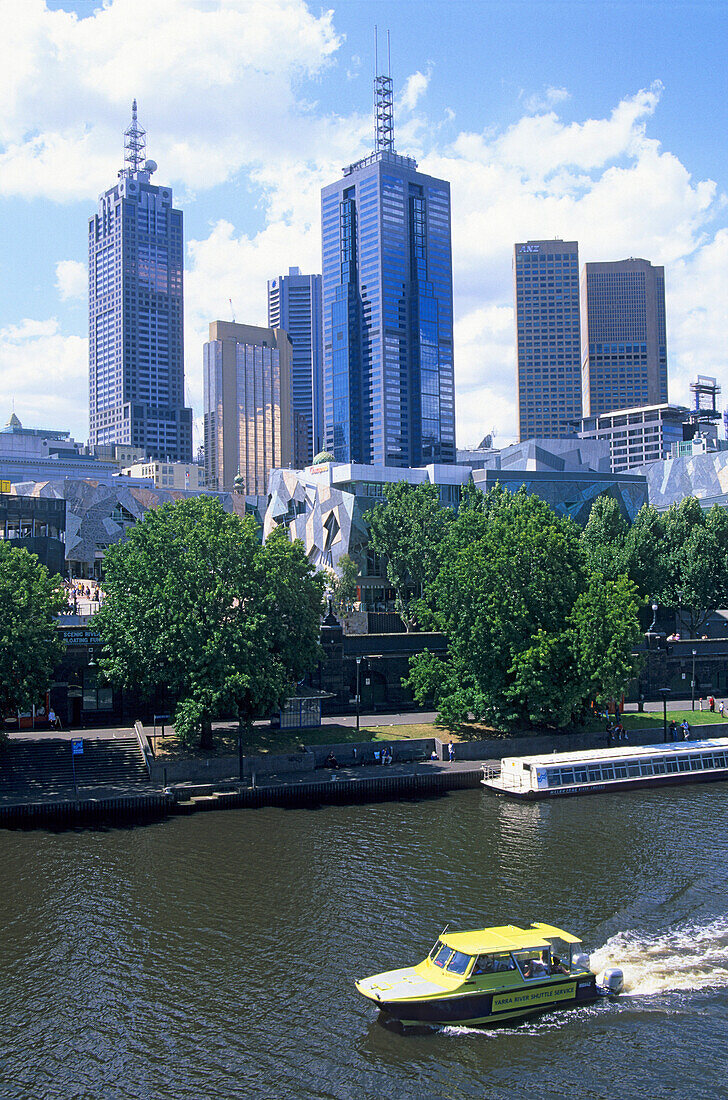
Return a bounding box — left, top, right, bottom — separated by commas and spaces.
481, 764, 501, 783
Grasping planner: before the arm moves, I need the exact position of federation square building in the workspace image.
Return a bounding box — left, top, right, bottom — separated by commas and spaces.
321, 74, 455, 467
88, 102, 192, 461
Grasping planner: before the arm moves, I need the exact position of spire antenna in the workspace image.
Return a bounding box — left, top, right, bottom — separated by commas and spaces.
124, 98, 147, 174
374, 30, 394, 153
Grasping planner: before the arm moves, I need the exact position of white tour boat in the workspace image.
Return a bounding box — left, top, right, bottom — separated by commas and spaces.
481, 738, 728, 800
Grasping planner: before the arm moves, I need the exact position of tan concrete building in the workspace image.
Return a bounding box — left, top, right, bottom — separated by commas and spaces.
203, 321, 292, 494
120, 460, 202, 490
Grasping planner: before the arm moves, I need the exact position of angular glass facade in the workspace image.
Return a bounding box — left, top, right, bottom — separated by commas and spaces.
88, 104, 192, 461
321, 151, 455, 467
515, 240, 582, 441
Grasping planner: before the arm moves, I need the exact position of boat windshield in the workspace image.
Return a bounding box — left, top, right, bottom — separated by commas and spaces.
430, 942, 453, 969
446, 950, 473, 975
472, 952, 516, 975
514, 949, 551, 980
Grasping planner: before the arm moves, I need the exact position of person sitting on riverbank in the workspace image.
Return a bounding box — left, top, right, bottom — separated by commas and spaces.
324, 751, 339, 769
381, 747, 393, 766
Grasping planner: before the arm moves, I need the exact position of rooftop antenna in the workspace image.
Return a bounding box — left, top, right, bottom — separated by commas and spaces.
229, 298, 236, 323
124, 99, 146, 173
374, 28, 394, 153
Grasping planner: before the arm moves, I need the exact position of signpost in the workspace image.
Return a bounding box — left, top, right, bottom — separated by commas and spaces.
70, 739, 83, 800
153, 714, 171, 752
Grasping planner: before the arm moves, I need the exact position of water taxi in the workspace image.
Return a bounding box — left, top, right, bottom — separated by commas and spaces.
355, 922, 622, 1028
481, 738, 728, 800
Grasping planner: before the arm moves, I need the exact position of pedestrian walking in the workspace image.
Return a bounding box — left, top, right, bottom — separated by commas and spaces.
720, 701, 725, 718
709, 695, 715, 712
448, 741, 455, 763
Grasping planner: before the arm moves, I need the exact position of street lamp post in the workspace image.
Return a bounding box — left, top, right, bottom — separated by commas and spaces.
355, 657, 362, 736
692, 649, 697, 711
659, 686, 671, 742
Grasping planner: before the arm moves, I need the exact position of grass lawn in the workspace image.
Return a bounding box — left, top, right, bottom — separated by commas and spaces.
151, 709, 727, 759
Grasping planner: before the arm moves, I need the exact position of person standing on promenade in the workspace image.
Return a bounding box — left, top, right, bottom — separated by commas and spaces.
448, 741, 455, 762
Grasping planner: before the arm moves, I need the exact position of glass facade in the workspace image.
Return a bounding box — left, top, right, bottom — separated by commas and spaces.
515, 240, 582, 441
268, 268, 323, 465
88, 107, 192, 461
321, 151, 455, 467
581, 259, 668, 417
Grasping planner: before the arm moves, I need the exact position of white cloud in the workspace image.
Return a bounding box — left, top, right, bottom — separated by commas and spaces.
398, 69, 431, 114
0, 0, 341, 200
55, 259, 86, 301
0, 317, 88, 438
523, 86, 571, 113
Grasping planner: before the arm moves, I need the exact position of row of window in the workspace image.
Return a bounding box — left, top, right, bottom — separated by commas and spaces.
542, 751, 728, 787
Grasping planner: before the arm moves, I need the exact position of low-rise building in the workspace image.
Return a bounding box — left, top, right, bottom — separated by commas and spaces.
120, 460, 202, 490
577, 403, 690, 471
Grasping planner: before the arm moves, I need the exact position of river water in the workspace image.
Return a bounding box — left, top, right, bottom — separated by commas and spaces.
2, 783, 728, 1100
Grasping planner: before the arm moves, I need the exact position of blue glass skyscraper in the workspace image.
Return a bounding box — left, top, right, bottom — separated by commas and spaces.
267, 267, 323, 466
321, 73, 455, 466
88, 102, 192, 461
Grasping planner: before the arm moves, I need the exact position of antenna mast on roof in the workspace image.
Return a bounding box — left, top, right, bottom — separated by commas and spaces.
374, 27, 394, 153
124, 99, 146, 173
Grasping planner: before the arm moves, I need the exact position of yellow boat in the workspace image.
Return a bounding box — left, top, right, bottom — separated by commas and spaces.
355, 922, 623, 1028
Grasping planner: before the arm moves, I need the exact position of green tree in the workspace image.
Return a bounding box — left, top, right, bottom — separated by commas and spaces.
407, 486, 641, 730
581, 496, 628, 580
658, 498, 728, 636
622, 503, 665, 602
0, 543, 64, 734
329, 553, 359, 619
365, 482, 454, 630
95, 496, 324, 749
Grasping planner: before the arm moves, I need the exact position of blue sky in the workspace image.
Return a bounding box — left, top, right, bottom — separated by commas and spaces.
2, 0, 728, 448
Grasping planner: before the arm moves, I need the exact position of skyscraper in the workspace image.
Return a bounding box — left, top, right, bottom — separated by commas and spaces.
515, 240, 582, 441
88, 101, 192, 461
321, 70, 455, 467
267, 267, 323, 466
203, 321, 292, 495
581, 258, 668, 417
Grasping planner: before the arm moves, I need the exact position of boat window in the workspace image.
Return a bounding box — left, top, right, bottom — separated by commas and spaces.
640, 760, 655, 776
514, 950, 551, 980
432, 944, 453, 969
689, 755, 703, 771
587, 766, 601, 782
615, 764, 628, 778
472, 952, 516, 975
446, 950, 473, 975
654, 759, 667, 774
546, 770, 561, 787
559, 768, 575, 785
601, 764, 616, 781
627, 762, 640, 777
704, 754, 716, 768
574, 767, 588, 782
666, 757, 679, 773
715, 753, 726, 767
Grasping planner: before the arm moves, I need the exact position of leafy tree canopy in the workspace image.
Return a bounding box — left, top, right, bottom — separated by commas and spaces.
407, 486, 641, 730
364, 482, 455, 630
329, 553, 359, 619
0, 543, 64, 732
95, 496, 324, 747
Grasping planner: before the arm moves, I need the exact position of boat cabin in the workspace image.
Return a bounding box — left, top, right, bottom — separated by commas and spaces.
427, 923, 585, 983
484, 738, 728, 799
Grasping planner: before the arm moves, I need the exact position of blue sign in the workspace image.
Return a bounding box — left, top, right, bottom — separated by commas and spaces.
71, 739, 84, 755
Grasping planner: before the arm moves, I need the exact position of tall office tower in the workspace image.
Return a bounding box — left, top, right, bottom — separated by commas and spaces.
88, 102, 192, 461
321, 68, 455, 467
267, 267, 323, 466
581, 258, 667, 417
515, 240, 582, 441
203, 321, 292, 495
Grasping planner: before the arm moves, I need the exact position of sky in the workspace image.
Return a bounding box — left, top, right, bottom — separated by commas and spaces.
1, 0, 728, 451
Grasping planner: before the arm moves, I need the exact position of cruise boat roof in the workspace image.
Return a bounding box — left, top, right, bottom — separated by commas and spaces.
441, 923, 581, 954
502, 738, 728, 769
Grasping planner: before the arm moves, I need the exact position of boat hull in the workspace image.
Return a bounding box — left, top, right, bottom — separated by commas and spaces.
372, 974, 598, 1028
482, 768, 728, 800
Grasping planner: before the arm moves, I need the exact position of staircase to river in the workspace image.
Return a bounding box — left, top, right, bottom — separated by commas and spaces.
0, 736, 150, 802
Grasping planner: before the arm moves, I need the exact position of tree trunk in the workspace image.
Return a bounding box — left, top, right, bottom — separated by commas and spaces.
200, 713, 213, 750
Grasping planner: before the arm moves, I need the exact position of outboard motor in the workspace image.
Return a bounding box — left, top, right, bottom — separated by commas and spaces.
599, 968, 624, 995
571, 952, 590, 971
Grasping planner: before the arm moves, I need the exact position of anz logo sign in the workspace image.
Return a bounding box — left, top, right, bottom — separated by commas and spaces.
518, 244, 540, 253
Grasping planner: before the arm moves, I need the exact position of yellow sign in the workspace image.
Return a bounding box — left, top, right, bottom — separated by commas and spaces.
0, 480, 10, 494
492, 982, 576, 1012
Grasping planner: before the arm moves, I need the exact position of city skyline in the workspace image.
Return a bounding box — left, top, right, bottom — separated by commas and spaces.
2, 1, 728, 452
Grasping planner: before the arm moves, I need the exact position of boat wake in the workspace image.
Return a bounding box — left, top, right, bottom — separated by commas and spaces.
590, 917, 728, 997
